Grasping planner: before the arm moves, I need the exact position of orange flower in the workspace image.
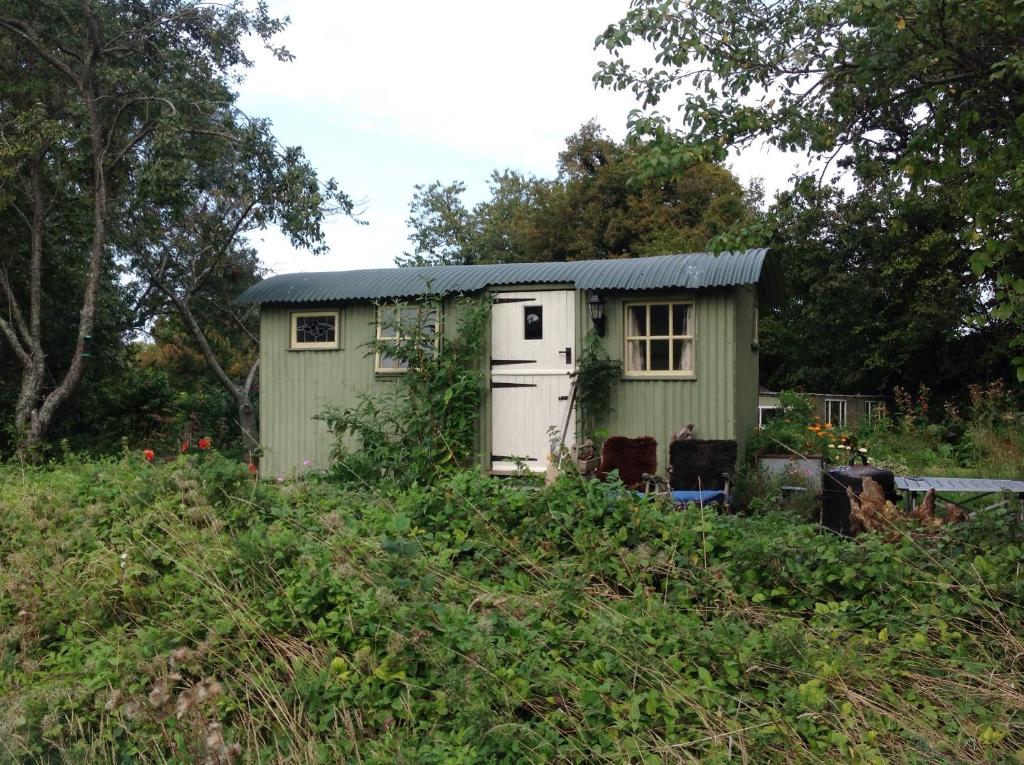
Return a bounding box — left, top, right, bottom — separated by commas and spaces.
247, 462, 258, 475
180, 441, 189, 454
198, 437, 212, 450
143, 449, 155, 463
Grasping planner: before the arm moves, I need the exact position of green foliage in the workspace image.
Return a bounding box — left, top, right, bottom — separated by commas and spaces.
854, 382, 1024, 478
2, 457, 1023, 762
748, 390, 844, 458
761, 182, 1015, 397
399, 121, 758, 266
571, 331, 622, 438
750, 385, 1024, 479
318, 298, 488, 486
0, 0, 349, 456
596, 0, 1024, 374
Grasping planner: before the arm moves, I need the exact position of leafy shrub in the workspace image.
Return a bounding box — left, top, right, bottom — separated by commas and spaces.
571, 330, 622, 439
318, 297, 488, 486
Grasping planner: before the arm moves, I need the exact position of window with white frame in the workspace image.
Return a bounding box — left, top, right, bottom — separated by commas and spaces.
624, 301, 694, 376
290, 310, 340, 350
375, 304, 439, 373
758, 405, 782, 427
825, 398, 847, 427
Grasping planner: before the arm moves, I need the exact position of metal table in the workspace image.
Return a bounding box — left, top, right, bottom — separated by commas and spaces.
895, 476, 1024, 512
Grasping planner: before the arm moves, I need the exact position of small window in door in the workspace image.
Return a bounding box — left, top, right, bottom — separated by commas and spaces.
524, 305, 543, 340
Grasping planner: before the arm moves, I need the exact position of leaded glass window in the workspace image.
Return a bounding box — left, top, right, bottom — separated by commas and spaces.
290, 311, 339, 349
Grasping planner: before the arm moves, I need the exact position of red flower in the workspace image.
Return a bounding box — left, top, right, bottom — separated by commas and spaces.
247, 462, 258, 475
143, 449, 155, 463
180, 441, 189, 454
198, 437, 212, 450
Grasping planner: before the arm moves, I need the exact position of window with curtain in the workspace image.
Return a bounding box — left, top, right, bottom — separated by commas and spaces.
624, 302, 694, 376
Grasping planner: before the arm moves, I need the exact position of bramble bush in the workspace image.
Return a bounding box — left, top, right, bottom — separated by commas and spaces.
1, 452, 1022, 763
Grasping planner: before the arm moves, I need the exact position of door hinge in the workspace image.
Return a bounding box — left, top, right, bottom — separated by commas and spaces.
491, 381, 538, 389
558, 347, 572, 364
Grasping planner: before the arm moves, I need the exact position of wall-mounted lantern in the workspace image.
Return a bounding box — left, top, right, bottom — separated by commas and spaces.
586, 291, 607, 337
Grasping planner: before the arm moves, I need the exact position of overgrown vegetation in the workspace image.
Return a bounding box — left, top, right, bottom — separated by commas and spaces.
751, 383, 1024, 478
2, 453, 1022, 763
318, 297, 488, 486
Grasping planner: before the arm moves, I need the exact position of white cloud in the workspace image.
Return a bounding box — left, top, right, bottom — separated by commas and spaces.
237, 0, 806, 274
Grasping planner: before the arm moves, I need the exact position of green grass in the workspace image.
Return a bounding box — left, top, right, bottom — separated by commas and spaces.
1, 453, 1023, 763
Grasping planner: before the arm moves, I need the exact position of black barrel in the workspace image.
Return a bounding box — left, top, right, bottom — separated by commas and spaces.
821, 453, 897, 535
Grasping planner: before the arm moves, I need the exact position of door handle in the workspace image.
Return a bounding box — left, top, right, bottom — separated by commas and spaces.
558, 347, 572, 364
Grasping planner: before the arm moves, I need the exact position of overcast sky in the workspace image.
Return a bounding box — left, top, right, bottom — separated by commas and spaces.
236, 1, 807, 275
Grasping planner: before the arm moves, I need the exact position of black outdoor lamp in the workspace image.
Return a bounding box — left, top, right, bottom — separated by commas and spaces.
586, 291, 607, 337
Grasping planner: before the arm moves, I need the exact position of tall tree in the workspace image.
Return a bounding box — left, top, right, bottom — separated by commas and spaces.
594, 0, 1024, 376
0, 1, 351, 458
762, 179, 1015, 396
400, 122, 758, 266
130, 116, 352, 459
0, 1, 289, 455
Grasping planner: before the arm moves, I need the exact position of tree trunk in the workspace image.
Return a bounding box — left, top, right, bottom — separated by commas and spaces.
6, 39, 108, 461
237, 398, 259, 462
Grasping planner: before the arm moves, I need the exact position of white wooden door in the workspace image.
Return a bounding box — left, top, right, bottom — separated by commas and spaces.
490, 290, 576, 473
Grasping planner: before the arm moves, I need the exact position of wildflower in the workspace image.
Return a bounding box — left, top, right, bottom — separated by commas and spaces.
247, 462, 258, 475
302, 458, 311, 467
143, 449, 155, 463
858, 447, 868, 453
180, 441, 189, 454
828, 443, 836, 449
198, 437, 212, 450
276, 475, 284, 483
148, 680, 171, 709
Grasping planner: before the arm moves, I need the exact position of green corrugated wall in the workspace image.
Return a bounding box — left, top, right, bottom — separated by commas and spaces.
259, 298, 474, 477
258, 286, 756, 477
732, 285, 760, 459
586, 288, 749, 473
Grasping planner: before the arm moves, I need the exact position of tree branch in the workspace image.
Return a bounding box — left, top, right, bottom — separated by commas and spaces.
0, 266, 33, 352
0, 15, 79, 84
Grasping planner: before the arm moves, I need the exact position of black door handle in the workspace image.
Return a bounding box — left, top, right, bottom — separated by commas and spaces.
558, 347, 572, 364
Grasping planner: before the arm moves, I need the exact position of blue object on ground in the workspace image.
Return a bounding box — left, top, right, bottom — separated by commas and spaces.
670, 490, 728, 505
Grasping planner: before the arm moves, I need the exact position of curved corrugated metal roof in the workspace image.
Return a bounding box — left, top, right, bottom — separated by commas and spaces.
236, 249, 781, 305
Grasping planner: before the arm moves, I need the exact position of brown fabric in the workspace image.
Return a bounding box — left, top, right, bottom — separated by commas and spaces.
597, 436, 658, 488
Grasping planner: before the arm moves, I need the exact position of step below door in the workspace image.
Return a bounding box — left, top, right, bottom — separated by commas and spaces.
490, 290, 575, 473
